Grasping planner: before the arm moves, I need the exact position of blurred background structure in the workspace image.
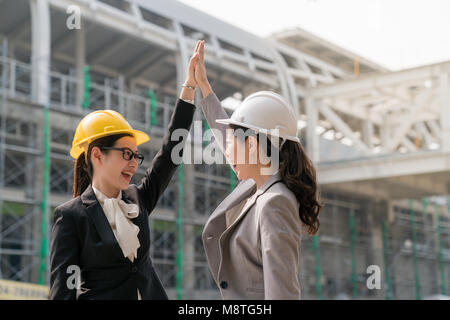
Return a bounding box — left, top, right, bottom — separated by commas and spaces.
0, 0, 449, 299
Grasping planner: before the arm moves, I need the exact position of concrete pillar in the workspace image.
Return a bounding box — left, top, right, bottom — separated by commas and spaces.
30, 114, 44, 284
173, 21, 196, 298
8, 42, 15, 60
30, 0, 51, 285
386, 200, 395, 224
30, 0, 50, 106
173, 24, 188, 88
380, 119, 391, 153
75, 21, 85, 109
305, 95, 319, 163
362, 120, 374, 149
268, 43, 300, 120
118, 75, 125, 114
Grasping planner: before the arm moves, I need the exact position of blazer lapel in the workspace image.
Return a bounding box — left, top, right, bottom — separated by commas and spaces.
222, 172, 283, 235
81, 184, 126, 261
207, 179, 256, 228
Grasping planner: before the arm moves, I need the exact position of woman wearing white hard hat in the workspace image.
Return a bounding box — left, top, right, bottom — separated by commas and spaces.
194, 40, 322, 299
49, 43, 201, 300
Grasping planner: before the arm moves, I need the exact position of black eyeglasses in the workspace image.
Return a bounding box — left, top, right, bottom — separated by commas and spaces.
100, 147, 145, 165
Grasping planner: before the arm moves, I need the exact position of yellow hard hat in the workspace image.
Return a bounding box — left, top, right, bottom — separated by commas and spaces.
70, 109, 150, 159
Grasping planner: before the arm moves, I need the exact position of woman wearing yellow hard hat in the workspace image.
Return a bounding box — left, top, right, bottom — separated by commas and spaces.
194, 41, 322, 299
49, 42, 202, 300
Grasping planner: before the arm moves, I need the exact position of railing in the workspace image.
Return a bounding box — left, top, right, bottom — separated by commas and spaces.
0, 56, 174, 134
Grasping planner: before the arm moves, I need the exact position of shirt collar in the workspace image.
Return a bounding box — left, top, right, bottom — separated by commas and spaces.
92, 185, 122, 205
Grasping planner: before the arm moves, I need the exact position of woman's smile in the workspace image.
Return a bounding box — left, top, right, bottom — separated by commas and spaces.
121, 172, 132, 182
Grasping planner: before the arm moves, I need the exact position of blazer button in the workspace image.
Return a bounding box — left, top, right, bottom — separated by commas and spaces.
220, 281, 228, 289
131, 266, 138, 273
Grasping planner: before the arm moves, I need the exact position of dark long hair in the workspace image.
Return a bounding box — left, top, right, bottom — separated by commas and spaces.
229, 124, 322, 235
72, 133, 134, 198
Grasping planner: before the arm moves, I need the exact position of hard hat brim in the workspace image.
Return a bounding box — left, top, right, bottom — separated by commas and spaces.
70, 129, 150, 159
216, 118, 300, 143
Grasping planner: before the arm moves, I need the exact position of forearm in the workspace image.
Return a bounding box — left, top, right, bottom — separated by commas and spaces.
138, 99, 196, 212
199, 89, 230, 156
199, 81, 213, 99
179, 85, 195, 102
159, 99, 196, 160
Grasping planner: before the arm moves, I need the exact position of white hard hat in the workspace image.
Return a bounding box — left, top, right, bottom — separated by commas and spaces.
216, 91, 300, 143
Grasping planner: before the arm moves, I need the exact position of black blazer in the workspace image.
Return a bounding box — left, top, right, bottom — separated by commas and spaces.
49, 99, 196, 300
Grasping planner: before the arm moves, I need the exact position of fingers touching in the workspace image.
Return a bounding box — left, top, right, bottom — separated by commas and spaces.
199, 40, 204, 63
188, 52, 199, 75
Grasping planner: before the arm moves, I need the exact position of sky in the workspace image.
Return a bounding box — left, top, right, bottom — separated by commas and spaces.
177, 0, 450, 71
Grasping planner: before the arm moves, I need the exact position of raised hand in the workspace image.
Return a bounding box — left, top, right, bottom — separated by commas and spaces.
194, 40, 212, 98
185, 40, 201, 88
180, 41, 201, 103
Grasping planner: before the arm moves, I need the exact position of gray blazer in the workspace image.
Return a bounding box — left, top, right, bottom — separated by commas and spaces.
200, 93, 303, 300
